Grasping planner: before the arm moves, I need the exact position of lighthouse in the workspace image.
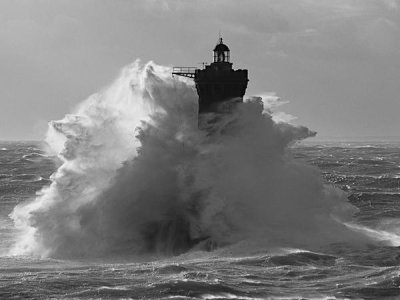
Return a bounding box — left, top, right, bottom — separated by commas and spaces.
173, 37, 249, 116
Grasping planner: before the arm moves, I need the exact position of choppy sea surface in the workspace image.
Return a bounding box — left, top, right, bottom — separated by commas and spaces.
1, 140, 400, 299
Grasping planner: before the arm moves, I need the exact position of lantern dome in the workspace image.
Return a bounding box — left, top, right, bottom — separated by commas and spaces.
213, 38, 230, 63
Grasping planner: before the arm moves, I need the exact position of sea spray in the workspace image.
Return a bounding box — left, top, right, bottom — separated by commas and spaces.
11, 61, 368, 258
10, 61, 196, 256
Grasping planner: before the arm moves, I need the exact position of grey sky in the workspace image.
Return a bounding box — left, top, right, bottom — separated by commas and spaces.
1, 0, 399, 140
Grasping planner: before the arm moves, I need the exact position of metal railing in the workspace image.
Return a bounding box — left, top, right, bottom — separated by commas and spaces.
172, 67, 197, 79
172, 67, 197, 74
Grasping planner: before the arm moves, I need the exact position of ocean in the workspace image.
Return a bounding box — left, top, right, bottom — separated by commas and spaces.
1, 139, 400, 299
2, 62, 400, 299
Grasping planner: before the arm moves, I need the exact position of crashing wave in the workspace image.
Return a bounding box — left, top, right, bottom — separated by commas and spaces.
10, 61, 368, 258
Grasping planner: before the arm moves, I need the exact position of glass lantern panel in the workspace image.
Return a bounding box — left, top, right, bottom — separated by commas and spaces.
224, 51, 230, 62
218, 52, 225, 62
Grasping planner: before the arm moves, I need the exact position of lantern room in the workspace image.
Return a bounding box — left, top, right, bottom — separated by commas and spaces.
213, 38, 230, 63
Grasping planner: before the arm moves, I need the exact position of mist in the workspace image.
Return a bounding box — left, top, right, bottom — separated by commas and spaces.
9, 61, 379, 258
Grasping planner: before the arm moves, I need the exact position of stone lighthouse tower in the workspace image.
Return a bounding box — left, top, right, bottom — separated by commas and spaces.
173, 37, 249, 117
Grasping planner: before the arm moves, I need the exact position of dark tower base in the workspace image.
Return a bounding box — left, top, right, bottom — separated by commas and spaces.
195, 62, 248, 113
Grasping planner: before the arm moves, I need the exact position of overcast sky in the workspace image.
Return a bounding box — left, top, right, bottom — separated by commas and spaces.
0, 0, 399, 140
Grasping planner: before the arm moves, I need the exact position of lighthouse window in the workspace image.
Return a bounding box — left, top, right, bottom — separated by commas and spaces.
218, 52, 225, 62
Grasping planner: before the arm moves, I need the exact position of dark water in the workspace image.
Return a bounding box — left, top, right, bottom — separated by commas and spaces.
1, 140, 400, 299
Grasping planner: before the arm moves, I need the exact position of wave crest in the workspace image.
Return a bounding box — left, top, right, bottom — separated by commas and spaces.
10, 61, 366, 258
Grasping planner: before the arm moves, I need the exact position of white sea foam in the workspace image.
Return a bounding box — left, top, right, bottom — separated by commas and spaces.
344, 222, 400, 246
10, 61, 372, 258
